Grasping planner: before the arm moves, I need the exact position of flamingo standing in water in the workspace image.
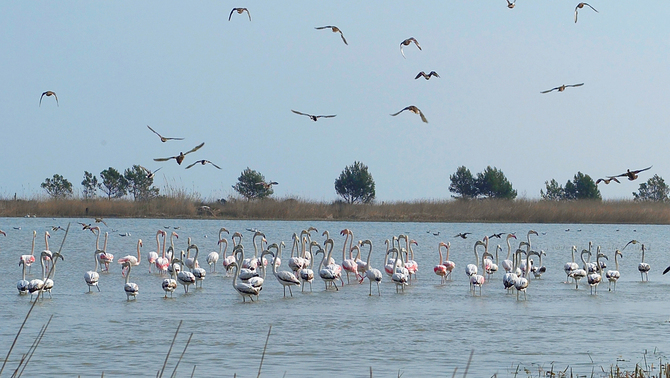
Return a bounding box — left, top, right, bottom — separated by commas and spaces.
19, 230, 37, 271
501, 234, 517, 273
220, 237, 234, 274
84, 250, 101, 292
606, 250, 622, 292
515, 250, 539, 300
356, 239, 374, 277
288, 233, 306, 277
360, 240, 382, 296
269, 243, 301, 297
42, 250, 63, 299
155, 230, 169, 274
391, 248, 409, 293
161, 258, 179, 298
177, 250, 196, 293
434, 242, 448, 284
299, 246, 316, 292
405, 238, 419, 281
207, 227, 229, 273
97, 232, 114, 272
315, 246, 341, 291
587, 251, 607, 295
564, 246, 579, 283
147, 230, 166, 273
638, 244, 650, 282
572, 250, 590, 289
187, 243, 207, 288
340, 229, 358, 283
230, 261, 260, 302
41, 231, 52, 273
122, 261, 139, 300
17, 260, 30, 294
118, 239, 142, 277
27, 256, 45, 301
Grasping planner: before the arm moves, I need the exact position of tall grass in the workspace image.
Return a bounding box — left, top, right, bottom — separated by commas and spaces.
2, 197, 670, 223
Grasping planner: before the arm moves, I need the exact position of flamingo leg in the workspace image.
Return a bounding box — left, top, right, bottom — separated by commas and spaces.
377, 282, 381, 296
288, 286, 293, 297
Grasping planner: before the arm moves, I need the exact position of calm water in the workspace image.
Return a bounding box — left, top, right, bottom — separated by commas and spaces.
1, 217, 670, 377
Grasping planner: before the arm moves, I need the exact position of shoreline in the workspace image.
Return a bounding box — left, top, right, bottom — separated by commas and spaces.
2, 197, 670, 224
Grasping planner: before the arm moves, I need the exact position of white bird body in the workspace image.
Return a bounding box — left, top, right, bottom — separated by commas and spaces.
434, 242, 448, 284
122, 262, 139, 300
96, 232, 113, 272
269, 244, 301, 297
231, 261, 261, 302
316, 242, 341, 291
119, 239, 142, 275
572, 250, 590, 289
177, 251, 196, 293
638, 244, 650, 282
20, 230, 37, 270
390, 248, 409, 293
606, 250, 622, 291
147, 230, 165, 273
359, 240, 382, 296
564, 246, 579, 282
84, 250, 101, 292
17, 260, 30, 294
162, 258, 179, 298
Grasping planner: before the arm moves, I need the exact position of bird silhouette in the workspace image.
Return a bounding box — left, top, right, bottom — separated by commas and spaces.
400, 37, 421, 58
595, 177, 620, 185
256, 181, 279, 190
154, 142, 205, 165
291, 110, 336, 121
229, 8, 251, 21
147, 125, 184, 142
489, 233, 504, 238
612, 166, 652, 181
95, 218, 107, 226
622, 240, 639, 250
454, 232, 472, 239
315, 26, 347, 45
39, 91, 58, 107
139, 166, 162, 179
390, 106, 428, 123
575, 3, 598, 23
415, 71, 440, 80
507, 0, 516, 8
541, 83, 584, 93
185, 160, 222, 170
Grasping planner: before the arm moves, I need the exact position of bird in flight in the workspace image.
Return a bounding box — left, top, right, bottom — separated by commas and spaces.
78, 222, 97, 233
95, 218, 108, 226
315, 26, 348, 45
506, 0, 516, 8
185, 160, 222, 170
50, 226, 65, 232
147, 125, 184, 143
39, 91, 59, 107
622, 239, 639, 250
154, 142, 205, 165
229, 8, 251, 21
415, 71, 440, 80
400, 37, 421, 59
454, 232, 472, 239
390, 106, 428, 123
291, 110, 336, 121
595, 177, 620, 185
612, 166, 653, 181
256, 181, 279, 190
574, 3, 598, 23
540, 83, 584, 93
489, 233, 505, 238
139, 166, 162, 179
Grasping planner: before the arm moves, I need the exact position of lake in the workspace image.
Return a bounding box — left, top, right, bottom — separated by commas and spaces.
1, 217, 669, 377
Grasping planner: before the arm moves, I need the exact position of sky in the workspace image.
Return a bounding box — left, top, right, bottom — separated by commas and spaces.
1, 2, 669, 202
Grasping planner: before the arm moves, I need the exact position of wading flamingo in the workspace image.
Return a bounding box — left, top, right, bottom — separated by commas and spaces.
220, 238, 234, 274
161, 258, 179, 298
177, 250, 196, 293
572, 250, 590, 289
97, 232, 114, 272
340, 229, 358, 283
118, 239, 142, 276
269, 243, 301, 297
391, 248, 409, 293
315, 246, 340, 291
299, 246, 316, 292
564, 246, 579, 283
147, 230, 166, 273
587, 251, 607, 295
188, 243, 207, 288
122, 261, 138, 300
231, 261, 260, 302
360, 240, 382, 296
17, 260, 29, 294
155, 230, 169, 274
207, 227, 229, 273
84, 250, 101, 292
19, 230, 37, 271
501, 234, 517, 273
606, 250, 622, 292
638, 244, 650, 282
434, 242, 448, 284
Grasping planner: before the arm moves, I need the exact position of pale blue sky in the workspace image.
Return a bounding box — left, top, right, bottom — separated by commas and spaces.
1, 2, 667, 201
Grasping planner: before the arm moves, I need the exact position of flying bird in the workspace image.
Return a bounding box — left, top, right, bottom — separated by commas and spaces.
489, 233, 505, 239
154, 142, 205, 165
39, 91, 58, 107
291, 110, 336, 121
147, 125, 184, 142
256, 181, 279, 190
229, 7, 251, 21
95, 218, 108, 226
540, 83, 584, 93
315, 26, 348, 45
612, 166, 652, 181
400, 37, 421, 59
390, 106, 428, 123
507, 0, 516, 8
575, 3, 598, 23
415, 71, 440, 80
139, 166, 162, 179
185, 160, 222, 170
454, 232, 472, 239
595, 176, 620, 185
622, 240, 639, 251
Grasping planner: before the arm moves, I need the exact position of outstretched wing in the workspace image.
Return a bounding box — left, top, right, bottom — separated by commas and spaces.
317, 114, 336, 119
315, 26, 331, 30
39, 92, 45, 107
228, 8, 235, 21
566, 83, 584, 88
185, 161, 200, 169
245, 8, 251, 21
340, 32, 348, 45
583, 3, 598, 12
208, 161, 222, 169
633, 166, 653, 174
429, 71, 440, 78
540, 87, 558, 94
417, 110, 428, 123
147, 125, 163, 138
622, 240, 639, 250
183, 142, 205, 156
154, 156, 176, 162
390, 107, 408, 116
292, 109, 310, 117
415, 71, 426, 80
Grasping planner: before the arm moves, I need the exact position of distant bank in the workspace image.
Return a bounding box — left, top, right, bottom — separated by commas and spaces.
2, 198, 670, 224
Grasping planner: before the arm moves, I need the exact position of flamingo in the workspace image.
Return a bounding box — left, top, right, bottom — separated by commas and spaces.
42, 251, 63, 299
391, 248, 409, 293
384, 239, 395, 277
122, 261, 139, 300
155, 230, 169, 274
177, 251, 196, 293
243, 231, 265, 269
299, 246, 316, 292
17, 260, 30, 295
187, 243, 207, 288
28, 255, 46, 301
515, 251, 538, 300
41, 231, 52, 272
360, 240, 382, 296
97, 232, 114, 272
606, 250, 622, 292
315, 245, 341, 291
531, 250, 546, 279
167, 231, 179, 261
503, 249, 523, 293
230, 261, 261, 302
340, 229, 358, 284
638, 244, 650, 282
356, 239, 374, 277
161, 258, 179, 298
572, 250, 590, 289
269, 243, 301, 297
469, 248, 486, 296
84, 250, 101, 292
466, 240, 484, 279
183, 238, 199, 270
119, 239, 142, 276
564, 246, 580, 283
501, 234, 517, 273
207, 227, 229, 273
147, 230, 166, 273
220, 237, 235, 274
405, 239, 419, 280
587, 252, 607, 295
434, 242, 448, 284
288, 234, 306, 275
19, 230, 37, 271
234, 246, 260, 282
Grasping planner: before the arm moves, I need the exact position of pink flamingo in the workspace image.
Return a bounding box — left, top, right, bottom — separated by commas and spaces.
220, 237, 234, 274
19, 230, 37, 270
434, 242, 448, 284
147, 230, 166, 273
501, 233, 518, 273
340, 229, 358, 283
323, 238, 343, 287
356, 239, 374, 277
441, 242, 456, 280
207, 227, 229, 273
288, 233, 307, 276
405, 238, 419, 280
119, 239, 142, 276
155, 230, 169, 274
384, 239, 396, 277
96, 232, 114, 272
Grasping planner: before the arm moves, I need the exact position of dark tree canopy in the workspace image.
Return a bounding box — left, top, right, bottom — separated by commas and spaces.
99, 167, 128, 200
82, 171, 98, 199
542, 172, 601, 200
232, 167, 273, 200
540, 179, 565, 201
124, 165, 159, 201
633, 174, 669, 202
334, 161, 376, 204
41, 174, 73, 199
449, 166, 477, 199
475, 166, 517, 199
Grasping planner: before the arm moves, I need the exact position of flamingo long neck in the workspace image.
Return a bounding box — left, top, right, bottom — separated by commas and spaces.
580, 251, 589, 268
155, 232, 161, 254
342, 232, 349, 261
446, 243, 451, 261
40, 254, 47, 281
21, 261, 26, 281
170, 234, 176, 250
348, 231, 354, 257
161, 232, 167, 258
93, 228, 100, 250
136, 240, 142, 260
103, 233, 108, 252
641, 246, 646, 263
615, 252, 620, 271
325, 241, 335, 266
473, 244, 480, 266
93, 251, 99, 271
44, 232, 50, 251
31, 231, 36, 256
506, 238, 512, 260
301, 237, 308, 258
437, 244, 444, 264
124, 264, 131, 284
220, 239, 228, 258
495, 246, 500, 264
317, 250, 326, 270
291, 235, 298, 258
365, 243, 373, 267
571, 247, 576, 263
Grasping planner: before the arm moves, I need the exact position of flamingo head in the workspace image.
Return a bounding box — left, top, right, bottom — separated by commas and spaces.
138, 239, 143, 248
339, 229, 350, 236
0, 230, 5, 237
410, 240, 418, 246
507, 233, 517, 240
218, 238, 227, 245
172, 232, 179, 239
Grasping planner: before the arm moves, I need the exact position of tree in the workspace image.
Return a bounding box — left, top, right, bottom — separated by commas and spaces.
41, 174, 73, 199
232, 167, 273, 200
475, 166, 517, 199
98, 167, 128, 199
540, 179, 564, 201
565, 172, 600, 200
334, 161, 376, 204
449, 166, 477, 199
82, 171, 98, 199
124, 165, 159, 201
633, 174, 669, 202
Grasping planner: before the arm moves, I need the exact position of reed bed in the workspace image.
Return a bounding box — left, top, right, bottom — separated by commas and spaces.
2, 197, 670, 224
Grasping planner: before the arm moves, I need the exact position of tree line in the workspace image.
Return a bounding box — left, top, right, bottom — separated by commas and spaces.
40, 163, 670, 203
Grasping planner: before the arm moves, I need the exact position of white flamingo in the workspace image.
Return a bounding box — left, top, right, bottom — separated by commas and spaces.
466, 240, 484, 279
531, 250, 546, 279
207, 227, 229, 273
441, 242, 456, 280
161, 258, 179, 298
515, 250, 538, 300
42, 251, 63, 299
96, 232, 113, 272
572, 250, 590, 289
391, 248, 409, 293
230, 261, 260, 302
155, 230, 169, 274
356, 239, 374, 277
17, 260, 30, 295
122, 261, 139, 300
188, 243, 207, 288
299, 246, 316, 292
360, 240, 382, 296
587, 251, 607, 295
118, 239, 142, 276
287, 233, 306, 276
503, 249, 522, 293
315, 245, 341, 291
27, 256, 45, 301
564, 246, 579, 283
638, 244, 650, 282
269, 243, 301, 297
19, 230, 37, 271
340, 228, 358, 283
147, 230, 166, 273
501, 233, 517, 273
220, 237, 235, 275
84, 250, 101, 292
606, 250, 622, 292
177, 250, 196, 293
234, 246, 260, 282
